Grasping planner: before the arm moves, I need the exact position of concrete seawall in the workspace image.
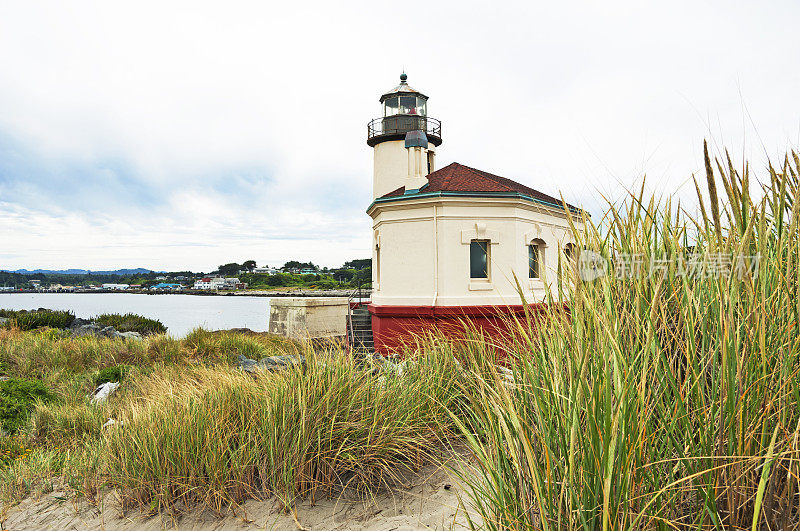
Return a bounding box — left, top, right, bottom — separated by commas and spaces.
268, 297, 349, 340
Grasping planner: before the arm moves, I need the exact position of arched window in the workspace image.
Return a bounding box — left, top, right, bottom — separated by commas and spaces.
564, 242, 576, 262
529, 239, 545, 279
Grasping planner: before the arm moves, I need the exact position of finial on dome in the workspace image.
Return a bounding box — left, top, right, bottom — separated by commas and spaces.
400, 72, 407, 82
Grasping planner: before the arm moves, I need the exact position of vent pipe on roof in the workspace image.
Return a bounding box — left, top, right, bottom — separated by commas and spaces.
404, 131, 429, 193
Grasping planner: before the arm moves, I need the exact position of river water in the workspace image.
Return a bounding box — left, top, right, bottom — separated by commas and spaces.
0, 293, 271, 337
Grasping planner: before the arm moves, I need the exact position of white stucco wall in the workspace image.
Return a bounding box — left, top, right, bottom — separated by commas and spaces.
369, 196, 582, 307
373, 140, 436, 199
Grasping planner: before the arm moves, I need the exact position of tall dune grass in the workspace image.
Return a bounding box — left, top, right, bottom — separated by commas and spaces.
101, 348, 465, 513
454, 145, 800, 529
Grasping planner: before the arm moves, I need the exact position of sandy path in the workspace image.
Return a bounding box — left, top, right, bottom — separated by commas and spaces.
1, 464, 478, 530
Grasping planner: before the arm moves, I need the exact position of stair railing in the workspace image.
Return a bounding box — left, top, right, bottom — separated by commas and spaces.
346, 278, 372, 351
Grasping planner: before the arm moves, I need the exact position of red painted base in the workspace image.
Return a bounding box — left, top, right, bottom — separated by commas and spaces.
367, 303, 564, 354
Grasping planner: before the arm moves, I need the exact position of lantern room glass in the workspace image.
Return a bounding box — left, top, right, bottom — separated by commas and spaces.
384, 97, 399, 117
383, 96, 426, 117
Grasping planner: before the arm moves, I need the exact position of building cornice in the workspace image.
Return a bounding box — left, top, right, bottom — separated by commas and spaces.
366, 191, 584, 220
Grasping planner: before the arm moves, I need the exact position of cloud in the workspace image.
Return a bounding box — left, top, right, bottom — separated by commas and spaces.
0, 0, 799, 270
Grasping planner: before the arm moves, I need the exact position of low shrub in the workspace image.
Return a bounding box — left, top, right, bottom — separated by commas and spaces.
0, 309, 75, 331
0, 398, 28, 435
94, 365, 131, 386
308, 279, 340, 290
93, 313, 166, 335
0, 378, 56, 434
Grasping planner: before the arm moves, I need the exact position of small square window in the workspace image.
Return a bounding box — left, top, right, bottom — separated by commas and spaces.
470, 240, 489, 279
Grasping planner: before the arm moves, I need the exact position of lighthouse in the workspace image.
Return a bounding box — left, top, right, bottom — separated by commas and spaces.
365, 74, 584, 353
367, 73, 442, 199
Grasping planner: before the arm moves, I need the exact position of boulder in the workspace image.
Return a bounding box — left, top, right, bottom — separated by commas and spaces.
73, 324, 101, 337
69, 317, 92, 330
237, 354, 304, 373
119, 331, 142, 340
237, 354, 259, 373
90, 381, 120, 404
257, 355, 305, 371
100, 326, 122, 338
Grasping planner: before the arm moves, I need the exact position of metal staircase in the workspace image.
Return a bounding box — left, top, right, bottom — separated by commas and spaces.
346, 281, 373, 356
349, 306, 374, 354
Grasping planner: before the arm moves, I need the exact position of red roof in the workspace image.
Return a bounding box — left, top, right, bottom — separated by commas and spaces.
379, 162, 578, 211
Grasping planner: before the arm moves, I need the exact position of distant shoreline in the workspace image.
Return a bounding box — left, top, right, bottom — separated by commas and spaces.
0, 289, 359, 298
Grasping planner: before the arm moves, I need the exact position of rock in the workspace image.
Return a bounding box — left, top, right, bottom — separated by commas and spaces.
382, 359, 415, 376
73, 324, 101, 337
69, 317, 92, 330
119, 331, 142, 340
237, 354, 304, 373
237, 354, 258, 373
100, 326, 121, 338
102, 418, 119, 428
257, 355, 305, 371
90, 382, 120, 404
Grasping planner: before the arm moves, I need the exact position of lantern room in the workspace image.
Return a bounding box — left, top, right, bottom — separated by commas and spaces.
381, 73, 427, 116
367, 74, 442, 148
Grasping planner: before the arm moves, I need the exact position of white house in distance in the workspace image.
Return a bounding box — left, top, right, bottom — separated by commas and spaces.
193, 277, 246, 290
253, 266, 280, 275
365, 74, 584, 352
102, 283, 129, 290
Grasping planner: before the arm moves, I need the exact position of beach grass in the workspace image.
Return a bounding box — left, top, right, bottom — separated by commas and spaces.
0, 327, 467, 514
2, 144, 799, 528
450, 145, 800, 529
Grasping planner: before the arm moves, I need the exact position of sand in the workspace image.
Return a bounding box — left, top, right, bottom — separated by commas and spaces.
1, 463, 479, 530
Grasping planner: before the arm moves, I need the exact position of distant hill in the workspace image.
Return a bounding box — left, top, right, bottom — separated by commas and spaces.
7, 268, 157, 276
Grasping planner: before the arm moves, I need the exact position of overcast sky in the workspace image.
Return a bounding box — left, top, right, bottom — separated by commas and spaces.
1, 1, 798, 272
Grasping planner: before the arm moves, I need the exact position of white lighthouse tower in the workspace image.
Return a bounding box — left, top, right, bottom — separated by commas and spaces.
367, 73, 442, 199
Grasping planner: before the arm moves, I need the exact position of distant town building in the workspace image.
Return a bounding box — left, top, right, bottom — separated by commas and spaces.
151, 283, 183, 291
193, 277, 214, 289
102, 283, 129, 290
284, 267, 317, 275
253, 267, 279, 275
192, 277, 246, 290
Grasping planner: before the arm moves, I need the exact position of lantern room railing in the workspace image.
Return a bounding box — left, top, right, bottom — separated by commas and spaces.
367, 115, 442, 147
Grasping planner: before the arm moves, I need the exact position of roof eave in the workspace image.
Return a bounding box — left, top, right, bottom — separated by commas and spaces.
367, 191, 584, 216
